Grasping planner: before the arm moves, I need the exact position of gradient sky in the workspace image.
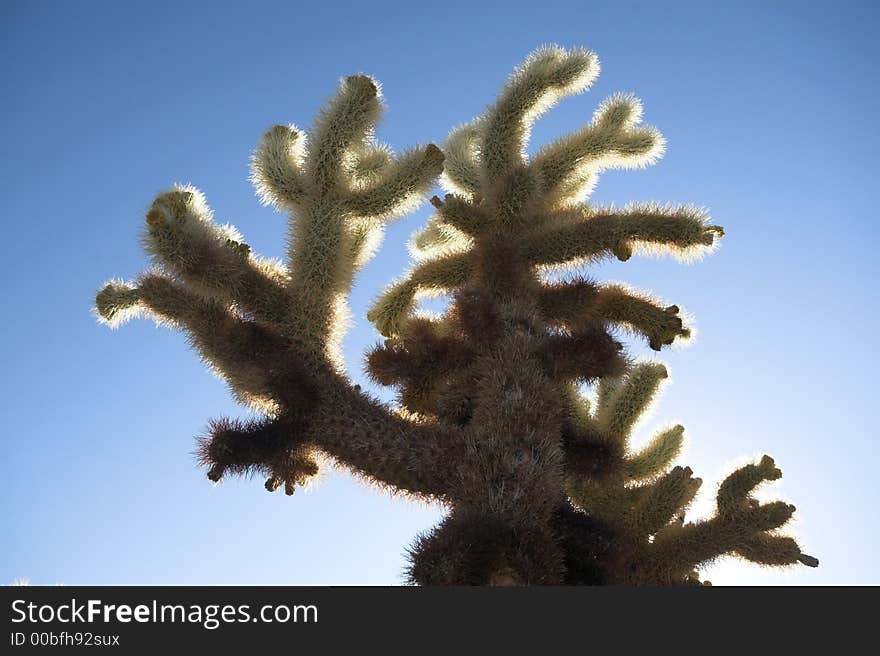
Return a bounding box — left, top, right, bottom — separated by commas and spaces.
2, 0, 877, 585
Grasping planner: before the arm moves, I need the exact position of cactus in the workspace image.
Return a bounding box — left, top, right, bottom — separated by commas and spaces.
96, 46, 815, 585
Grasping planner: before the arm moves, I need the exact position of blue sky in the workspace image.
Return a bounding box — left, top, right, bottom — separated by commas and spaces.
2, 0, 877, 585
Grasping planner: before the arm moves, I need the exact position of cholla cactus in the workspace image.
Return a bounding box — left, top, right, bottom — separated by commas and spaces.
96, 46, 816, 585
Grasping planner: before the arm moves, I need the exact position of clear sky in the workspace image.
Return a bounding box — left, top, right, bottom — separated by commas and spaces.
2, 0, 877, 585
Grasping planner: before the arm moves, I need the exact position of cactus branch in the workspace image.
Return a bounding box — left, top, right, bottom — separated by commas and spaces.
250, 124, 308, 209
481, 46, 599, 181
343, 144, 444, 221
527, 204, 723, 269
530, 93, 665, 206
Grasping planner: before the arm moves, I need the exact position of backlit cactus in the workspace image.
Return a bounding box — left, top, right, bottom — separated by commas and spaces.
96, 46, 815, 584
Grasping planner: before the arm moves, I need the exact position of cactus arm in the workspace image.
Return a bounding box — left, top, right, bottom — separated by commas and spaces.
591, 286, 690, 351
199, 415, 318, 496
307, 381, 460, 499
527, 204, 724, 268
343, 144, 444, 221
199, 388, 463, 501
440, 119, 485, 197
480, 47, 599, 181
141, 186, 294, 329
530, 93, 664, 206
96, 274, 288, 409
537, 280, 691, 350
250, 124, 308, 210
626, 466, 702, 538
644, 462, 818, 580
624, 425, 685, 480
306, 75, 383, 193
595, 362, 668, 441
368, 252, 475, 337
